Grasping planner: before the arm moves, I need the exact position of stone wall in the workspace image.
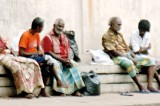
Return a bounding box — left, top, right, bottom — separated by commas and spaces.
0, 0, 160, 57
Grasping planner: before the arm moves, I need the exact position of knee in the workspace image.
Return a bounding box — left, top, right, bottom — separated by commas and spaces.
121, 60, 134, 68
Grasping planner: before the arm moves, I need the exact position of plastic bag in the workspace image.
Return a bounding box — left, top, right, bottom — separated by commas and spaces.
81, 71, 101, 96
88, 50, 114, 65
10, 29, 25, 56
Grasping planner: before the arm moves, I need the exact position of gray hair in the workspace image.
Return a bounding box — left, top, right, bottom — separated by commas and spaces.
54, 18, 65, 25
108, 17, 119, 26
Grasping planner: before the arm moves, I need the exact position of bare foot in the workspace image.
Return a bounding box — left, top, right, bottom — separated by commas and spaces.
25, 93, 35, 99
39, 92, 50, 97
57, 81, 68, 88
60, 93, 66, 96
39, 89, 50, 97
138, 86, 150, 94
72, 91, 83, 97
147, 86, 160, 92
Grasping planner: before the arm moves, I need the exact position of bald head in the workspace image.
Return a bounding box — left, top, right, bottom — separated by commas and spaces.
109, 17, 122, 32
53, 18, 65, 35
54, 18, 65, 26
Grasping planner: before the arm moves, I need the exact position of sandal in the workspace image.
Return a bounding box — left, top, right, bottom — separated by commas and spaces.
25, 94, 36, 99
139, 89, 150, 94
120, 91, 133, 96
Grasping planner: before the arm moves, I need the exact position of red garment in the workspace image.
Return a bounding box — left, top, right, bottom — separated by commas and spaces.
0, 36, 6, 50
41, 31, 70, 58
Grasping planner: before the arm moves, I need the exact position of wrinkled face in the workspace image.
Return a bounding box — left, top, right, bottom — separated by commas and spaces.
112, 18, 122, 32
54, 22, 64, 35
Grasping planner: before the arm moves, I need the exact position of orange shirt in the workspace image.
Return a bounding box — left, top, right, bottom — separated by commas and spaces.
19, 30, 40, 53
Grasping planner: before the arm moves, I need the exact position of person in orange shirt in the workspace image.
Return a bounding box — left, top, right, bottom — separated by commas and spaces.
19, 17, 68, 97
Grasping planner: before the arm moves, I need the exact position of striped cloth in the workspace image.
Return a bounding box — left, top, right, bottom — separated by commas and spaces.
113, 52, 155, 77
45, 55, 85, 94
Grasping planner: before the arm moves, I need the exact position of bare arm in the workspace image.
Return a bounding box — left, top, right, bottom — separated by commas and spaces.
48, 51, 69, 63
48, 51, 72, 67
138, 43, 151, 54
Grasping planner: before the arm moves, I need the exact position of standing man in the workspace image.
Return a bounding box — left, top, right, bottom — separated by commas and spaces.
41, 18, 85, 96
19, 17, 68, 97
102, 17, 159, 93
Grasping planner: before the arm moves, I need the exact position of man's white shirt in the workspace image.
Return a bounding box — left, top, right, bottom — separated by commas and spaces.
130, 30, 151, 53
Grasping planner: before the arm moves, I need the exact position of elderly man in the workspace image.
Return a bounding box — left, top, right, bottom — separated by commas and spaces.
102, 17, 159, 93
19, 17, 68, 97
130, 19, 160, 91
41, 18, 85, 96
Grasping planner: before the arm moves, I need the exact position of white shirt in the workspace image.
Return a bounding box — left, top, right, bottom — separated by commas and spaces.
130, 30, 151, 52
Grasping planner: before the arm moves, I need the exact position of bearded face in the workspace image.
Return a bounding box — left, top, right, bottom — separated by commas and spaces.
55, 25, 64, 35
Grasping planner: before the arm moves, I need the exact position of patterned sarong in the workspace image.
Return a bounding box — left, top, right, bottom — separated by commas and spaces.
45, 55, 85, 94
0, 54, 44, 95
113, 52, 155, 77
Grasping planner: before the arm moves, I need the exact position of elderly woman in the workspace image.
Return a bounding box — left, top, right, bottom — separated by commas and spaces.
41, 18, 85, 96
0, 36, 45, 98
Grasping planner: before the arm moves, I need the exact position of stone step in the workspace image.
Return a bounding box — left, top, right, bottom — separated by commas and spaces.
99, 74, 158, 84
78, 64, 124, 74
0, 65, 7, 75
101, 82, 159, 93
0, 74, 158, 87
1, 82, 159, 97
0, 86, 52, 97
0, 77, 13, 87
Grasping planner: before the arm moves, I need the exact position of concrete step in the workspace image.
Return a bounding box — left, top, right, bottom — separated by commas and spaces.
101, 82, 159, 93
0, 74, 158, 86
1, 82, 159, 97
78, 64, 124, 74
0, 86, 52, 97
99, 74, 158, 84
0, 65, 7, 75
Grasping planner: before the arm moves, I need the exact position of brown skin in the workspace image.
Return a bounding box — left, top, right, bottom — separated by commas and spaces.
49, 22, 72, 68
109, 18, 137, 64
134, 29, 160, 91
19, 26, 68, 97
19, 26, 50, 97
46, 20, 82, 96
19, 26, 44, 57
108, 17, 159, 92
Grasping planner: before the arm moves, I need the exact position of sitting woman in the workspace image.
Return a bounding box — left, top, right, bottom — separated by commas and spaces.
0, 36, 45, 98
41, 18, 85, 96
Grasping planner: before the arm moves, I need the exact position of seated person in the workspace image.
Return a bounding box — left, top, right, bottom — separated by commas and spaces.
130, 19, 160, 89
0, 36, 45, 99
18, 17, 68, 97
102, 17, 159, 93
41, 18, 85, 96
